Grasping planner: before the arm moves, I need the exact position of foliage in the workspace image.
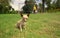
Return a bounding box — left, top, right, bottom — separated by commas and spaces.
41, 0, 60, 12
56, 0, 60, 8
0, 0, 9, 6
42, 0, 51, 12
0, 0, 60, 13
23, 0, 35, 13
0, 0, 11, 14
45, 0, 51, 9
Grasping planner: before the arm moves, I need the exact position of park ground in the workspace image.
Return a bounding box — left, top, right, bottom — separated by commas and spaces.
0, 12, 60, 38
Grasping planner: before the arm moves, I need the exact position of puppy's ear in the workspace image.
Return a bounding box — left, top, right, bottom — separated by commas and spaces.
20, 13, 23, 17
20, 11, 23, 17
27, 13, 30, 17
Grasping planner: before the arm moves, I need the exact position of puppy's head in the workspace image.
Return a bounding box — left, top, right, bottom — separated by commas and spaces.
20, 12, 30, 22
22, 15, 28, 22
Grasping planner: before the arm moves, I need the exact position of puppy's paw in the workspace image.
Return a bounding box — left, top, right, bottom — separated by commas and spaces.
20, 28, 22, 32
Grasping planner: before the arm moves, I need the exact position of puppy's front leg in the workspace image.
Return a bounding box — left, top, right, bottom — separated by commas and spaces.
24, 23, 26, 30
20, 25, 22, 32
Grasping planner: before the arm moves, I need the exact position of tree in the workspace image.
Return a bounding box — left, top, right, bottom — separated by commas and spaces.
0, 0, 9, 6
50, 1, 56, 9
0, 3, 3, 13
0, 0, 10, 13
45, 0, 51, 9
23, 0, 35, 13
42, 0, 45, 12
56, 0, 60, 9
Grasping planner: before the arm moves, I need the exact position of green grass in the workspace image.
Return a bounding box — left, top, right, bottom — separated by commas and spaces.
0, 12, 60, 38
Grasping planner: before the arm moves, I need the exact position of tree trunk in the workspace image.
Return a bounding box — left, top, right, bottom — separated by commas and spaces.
42, 0, 45, 12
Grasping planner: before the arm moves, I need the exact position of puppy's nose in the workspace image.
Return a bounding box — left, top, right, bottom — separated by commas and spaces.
24, 20, 27, 22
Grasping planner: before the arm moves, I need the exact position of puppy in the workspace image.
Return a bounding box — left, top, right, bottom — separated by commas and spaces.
16, 14, 29, 32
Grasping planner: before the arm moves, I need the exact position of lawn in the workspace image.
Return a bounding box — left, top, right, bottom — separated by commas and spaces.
0, 12, 60, 38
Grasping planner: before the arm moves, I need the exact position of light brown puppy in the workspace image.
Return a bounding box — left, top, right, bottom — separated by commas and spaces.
16, 14, 29, 32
